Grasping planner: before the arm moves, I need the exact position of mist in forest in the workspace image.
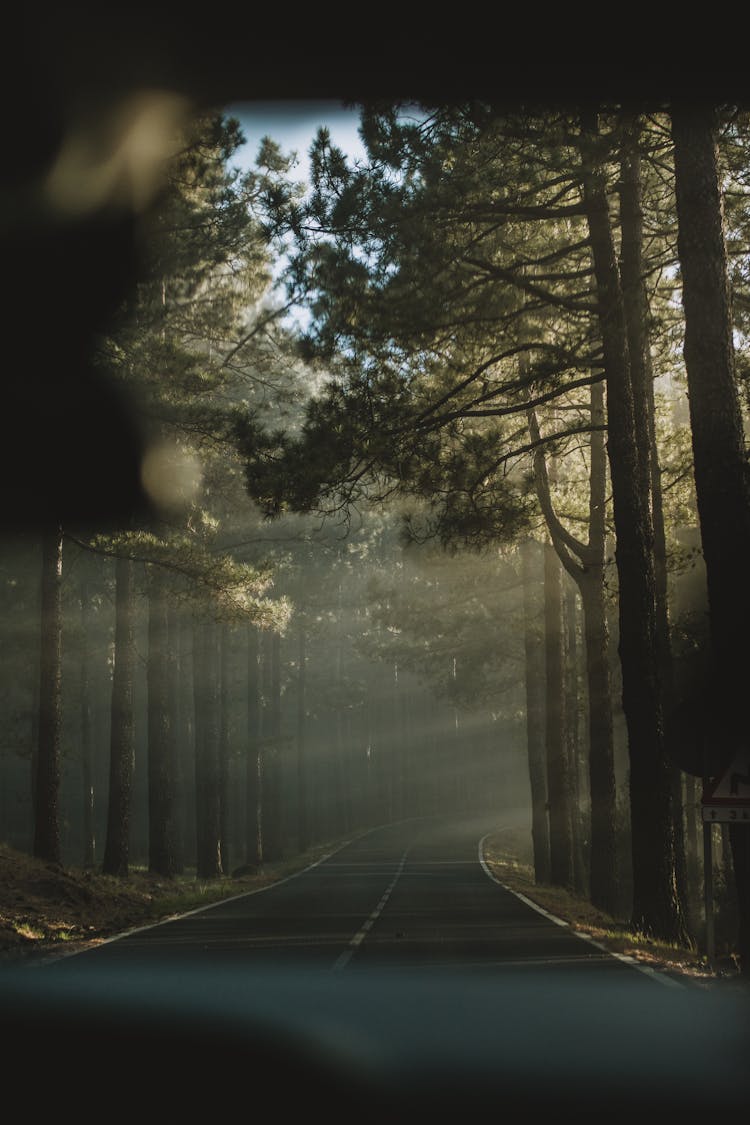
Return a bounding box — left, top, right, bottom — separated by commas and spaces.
5, 71, 750, 976
0, 522, 536, 871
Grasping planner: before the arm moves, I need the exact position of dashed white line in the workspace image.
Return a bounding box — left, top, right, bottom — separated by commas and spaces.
332, 849, 409, 971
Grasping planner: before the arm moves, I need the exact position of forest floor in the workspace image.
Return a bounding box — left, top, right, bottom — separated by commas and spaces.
481, 830, 746, 993
0, 829, 746, 992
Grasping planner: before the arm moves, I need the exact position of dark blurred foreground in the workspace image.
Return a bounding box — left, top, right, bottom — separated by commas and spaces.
2, 961, 747, 1120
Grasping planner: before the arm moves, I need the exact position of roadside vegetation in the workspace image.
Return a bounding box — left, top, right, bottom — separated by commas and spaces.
1, 829, 743, 989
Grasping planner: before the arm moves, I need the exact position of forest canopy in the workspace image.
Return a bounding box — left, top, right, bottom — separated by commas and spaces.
2, 87, 750, 974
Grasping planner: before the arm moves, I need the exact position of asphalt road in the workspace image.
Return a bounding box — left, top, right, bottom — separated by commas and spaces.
6, 814, 748, 1119
53, 813, 665, 980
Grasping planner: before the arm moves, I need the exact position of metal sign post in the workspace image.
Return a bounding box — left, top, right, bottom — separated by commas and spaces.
702, 818, 714, 968
700, 752, 750, 970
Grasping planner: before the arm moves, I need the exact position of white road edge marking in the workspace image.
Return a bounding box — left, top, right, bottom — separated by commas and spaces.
332, 849, 409, 972
46, 830, 381, 964
477, 833, 684, 990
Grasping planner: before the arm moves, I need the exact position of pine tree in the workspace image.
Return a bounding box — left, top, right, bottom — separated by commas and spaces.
33, 526, 63, 865
102, 555, 136, 876
672, 103, 750, 973
579, 108, 688, 943
89, 110, 293, 877
238, 103, 682, 926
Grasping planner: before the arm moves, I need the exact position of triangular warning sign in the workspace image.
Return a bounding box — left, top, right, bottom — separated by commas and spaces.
704, 749, 750, 805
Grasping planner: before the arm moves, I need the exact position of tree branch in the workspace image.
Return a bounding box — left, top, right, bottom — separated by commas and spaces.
462, 256, 597, 312
527, 406, 588, 575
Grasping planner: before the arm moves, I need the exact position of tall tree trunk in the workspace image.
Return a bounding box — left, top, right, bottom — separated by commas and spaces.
261, 629, 283, 862
246, 624, 263, 868
620, 116, 691, 934
79, 577, 95, 868
685, 772, 701, 911
449, 658, 465, 815
544, 542, 573, 887
219, 622, 232, 875
177, 610, 195, 873
103, 556, 136, 876
29, 639, 40, 853
296, 616, 309, 852
580, 110, 688, 943
578, 564, 618, 912
529, 380, 618, 911
271, 630, 283, 850
168, 601, 185, 874
564, 581, 587, 896
34, 525, 63, 865
372, 659, 392, 826
332, 581, 349, 838
672, 103, 750, 972
147, 566, 175, 877
193, 613, 222, 878
521, 537, 551, 883
391, 661, 403, 824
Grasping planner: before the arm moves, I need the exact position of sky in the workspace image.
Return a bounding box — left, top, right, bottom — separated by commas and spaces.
228, 100, 366, 182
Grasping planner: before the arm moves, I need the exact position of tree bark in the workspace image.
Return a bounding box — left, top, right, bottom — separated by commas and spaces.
168, 601, 185, 874
79, 577, 95, 868
261, 629, 283, 862
564, 581, 588, 896
521, 537, 551, 883
246, 624, 263, 868
193, 613, 223, 878
219, 622, 232, 875
685, 772, 700, 909
103, 556, 136, 877
619, 116, 692, 934
296, 616, 309, 852
586, 384, 617, 915
544, 541, 573, 887
577, 566, 618, 912
580, 110, 688, 943
672, 103, 750, 972
33, 525, 63, 865
529, 380, 618, 911
147, 566, 175, 877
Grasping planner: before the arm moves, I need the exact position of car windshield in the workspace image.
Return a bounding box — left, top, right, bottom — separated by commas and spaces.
1, 32, 748, 1116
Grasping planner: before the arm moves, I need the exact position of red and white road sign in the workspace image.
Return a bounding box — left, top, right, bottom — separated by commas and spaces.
701, 749, 750, 822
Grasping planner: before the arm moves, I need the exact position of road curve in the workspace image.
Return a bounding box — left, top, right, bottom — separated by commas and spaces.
6, 814, 748, 1121
53, 814, 665, 981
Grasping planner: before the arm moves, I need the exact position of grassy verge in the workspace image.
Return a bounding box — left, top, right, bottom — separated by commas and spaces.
3, 829, 744, 986
481, 828, 734, 987
0, 837, 347, 962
